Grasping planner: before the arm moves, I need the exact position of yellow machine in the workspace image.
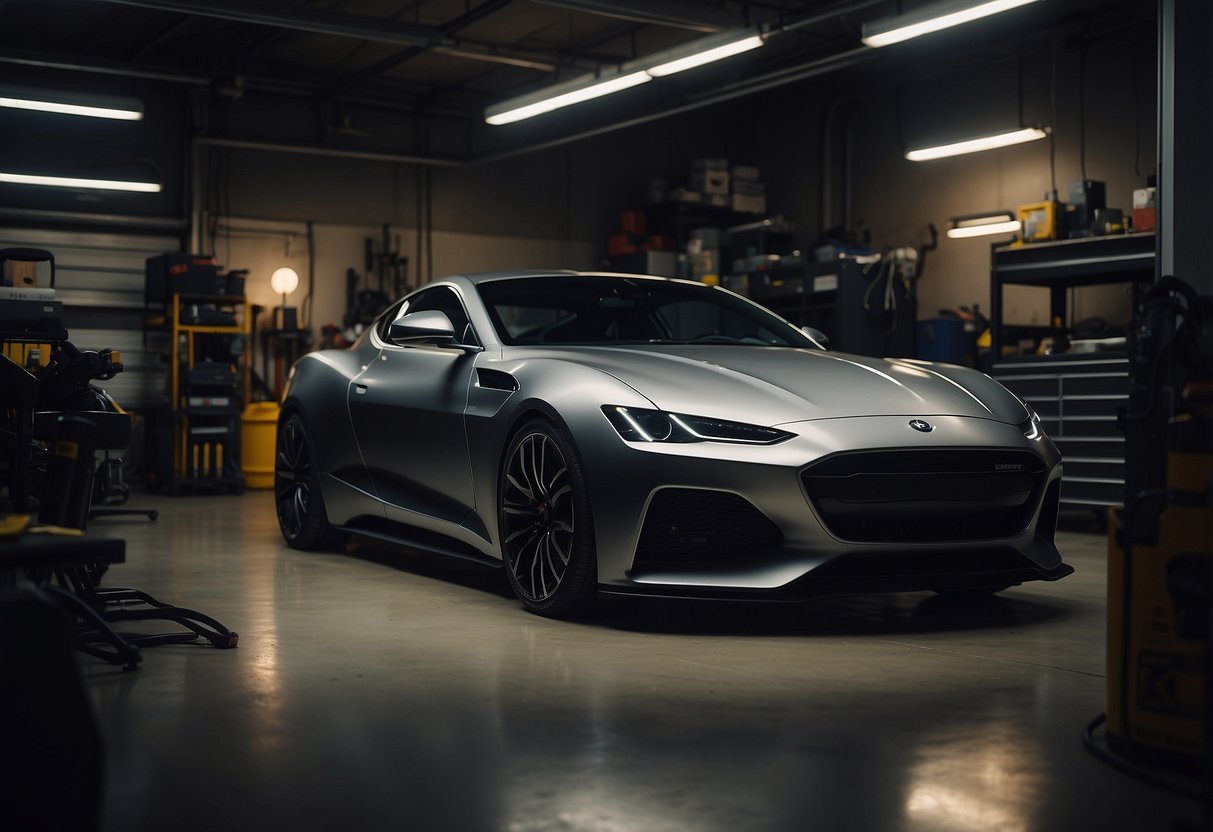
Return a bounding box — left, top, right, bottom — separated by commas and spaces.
1103, 275, 1211, 779
1017, 200, 1062, 242
1107, 445, 1210, 766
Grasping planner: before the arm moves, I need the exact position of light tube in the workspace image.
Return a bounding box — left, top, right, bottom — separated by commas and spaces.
647, 35, 765, 77
0, 172, 161, 193
486, 71, 651, 125
0, 95, 143, 121
947, 219, 1022, 238
906, 126, 1048, 161
486, 27, 764, 125
862, 0, 1043, 48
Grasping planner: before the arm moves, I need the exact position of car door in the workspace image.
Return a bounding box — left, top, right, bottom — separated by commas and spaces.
347, 286, 479, 526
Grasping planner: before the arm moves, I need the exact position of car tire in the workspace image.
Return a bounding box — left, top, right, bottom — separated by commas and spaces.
499, 417, 598, 618
275, 412, 346, 550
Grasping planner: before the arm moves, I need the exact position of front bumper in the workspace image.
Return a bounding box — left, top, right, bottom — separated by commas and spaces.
577, 414, 1068, 596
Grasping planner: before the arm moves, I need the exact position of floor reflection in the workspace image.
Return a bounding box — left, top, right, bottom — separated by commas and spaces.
902, 719, 1043, 832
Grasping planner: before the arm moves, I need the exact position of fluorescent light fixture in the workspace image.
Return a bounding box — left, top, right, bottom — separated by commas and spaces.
948, 211, 1021, 238
647, 34, 764, 77
486, 28, 764, 125
906, 126, 1048, 161
486, 70, 651, 125
0, 172, 161, 193
862, 0, 1043, 48
0, 85, 143, 121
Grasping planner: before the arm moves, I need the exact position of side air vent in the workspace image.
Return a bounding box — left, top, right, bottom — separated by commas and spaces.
476, 369, 518, 391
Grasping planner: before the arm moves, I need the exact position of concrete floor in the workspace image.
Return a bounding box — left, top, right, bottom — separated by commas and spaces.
77, 492, 1204, 832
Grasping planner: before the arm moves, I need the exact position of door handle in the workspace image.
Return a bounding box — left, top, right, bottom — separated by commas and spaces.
353, 384, 368, 395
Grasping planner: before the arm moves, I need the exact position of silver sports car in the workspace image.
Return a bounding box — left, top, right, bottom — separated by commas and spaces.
275, 270, 1071, 617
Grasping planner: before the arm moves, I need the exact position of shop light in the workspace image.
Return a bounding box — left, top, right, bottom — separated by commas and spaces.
0, 85, 143, 121
0, 171, 161, 193
486, 29, 764, 125
486, 71, 652, 125
862, 0, 1043, 48
646, 34, 765, 77
906, 126, 1048, 161
947, 211, 1021, 238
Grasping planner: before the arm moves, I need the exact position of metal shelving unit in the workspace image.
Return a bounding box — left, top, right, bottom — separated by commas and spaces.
989, 233, 1155, 509
148, 292, 249, 493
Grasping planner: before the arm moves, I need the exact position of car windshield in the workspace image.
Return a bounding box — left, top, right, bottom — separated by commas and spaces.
477, 275, 816, 348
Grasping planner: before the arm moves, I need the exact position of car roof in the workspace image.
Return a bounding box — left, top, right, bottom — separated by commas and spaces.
447, 270, 699, 287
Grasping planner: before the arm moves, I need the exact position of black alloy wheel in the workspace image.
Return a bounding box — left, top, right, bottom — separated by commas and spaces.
499, 418, 597, 617
275, 413, 344, 550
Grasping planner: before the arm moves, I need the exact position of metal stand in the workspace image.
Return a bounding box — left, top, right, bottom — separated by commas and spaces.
53, 563, 239, 661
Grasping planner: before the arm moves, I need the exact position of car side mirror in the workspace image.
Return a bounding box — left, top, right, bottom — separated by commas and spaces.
801, 326, 830, 349
388, 310, 455, 346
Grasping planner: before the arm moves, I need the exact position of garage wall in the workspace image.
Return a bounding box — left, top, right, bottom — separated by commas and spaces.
208, 214, 595, 342
204, 9, 1153, 337
837, 26, 1156, 329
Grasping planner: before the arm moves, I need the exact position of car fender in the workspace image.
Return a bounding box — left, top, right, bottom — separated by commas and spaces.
280, 347, 380, 521
464, 356, 655, 557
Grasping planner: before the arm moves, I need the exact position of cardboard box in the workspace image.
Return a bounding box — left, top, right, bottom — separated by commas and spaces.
731, 179, 766, 197
1133, 187, 1156, 209
1132, 206, 1156, 231
3, 260, 38, 287
731, 193, 767, 214
690, 169, 729, 195
730, 165, 761, 181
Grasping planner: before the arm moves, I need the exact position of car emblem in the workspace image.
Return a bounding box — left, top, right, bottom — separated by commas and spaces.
909, 419, 933, 433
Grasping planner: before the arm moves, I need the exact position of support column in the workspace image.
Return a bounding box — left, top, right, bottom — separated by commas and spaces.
1157, 0, 1213, 292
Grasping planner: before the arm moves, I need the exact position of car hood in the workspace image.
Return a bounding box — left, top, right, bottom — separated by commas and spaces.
524, 345, 1029, 426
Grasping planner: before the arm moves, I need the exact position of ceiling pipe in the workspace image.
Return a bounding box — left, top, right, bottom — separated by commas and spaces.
195, 137, 466, 168
87, 0, 451, 48
0, 50, 210, 85
530, 0, 738, 32
434, 45, 558, 73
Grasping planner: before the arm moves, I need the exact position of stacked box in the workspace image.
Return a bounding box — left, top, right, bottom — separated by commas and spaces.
690, 157, 729, 195
730, 164, 766, 214
1132, 187, 1156, 231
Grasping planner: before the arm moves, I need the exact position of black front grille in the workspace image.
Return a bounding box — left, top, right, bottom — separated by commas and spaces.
801, 449, 1048, 543
633, 489, 782, 570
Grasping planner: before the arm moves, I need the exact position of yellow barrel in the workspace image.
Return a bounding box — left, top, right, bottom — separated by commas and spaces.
240, 402, 280, 489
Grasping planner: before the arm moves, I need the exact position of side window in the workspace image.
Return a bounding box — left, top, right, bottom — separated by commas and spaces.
396, 286, 478, 347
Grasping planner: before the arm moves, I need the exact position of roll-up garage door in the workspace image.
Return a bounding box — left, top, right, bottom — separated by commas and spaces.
1, 226, 181, 410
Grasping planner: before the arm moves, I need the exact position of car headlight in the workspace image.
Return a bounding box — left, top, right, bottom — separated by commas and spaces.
602, 406, 793, 445
1019, 407, 1044, 440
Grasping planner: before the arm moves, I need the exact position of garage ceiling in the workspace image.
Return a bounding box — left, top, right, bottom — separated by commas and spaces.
0, 0, 1148, 165
0, 1, 864, 112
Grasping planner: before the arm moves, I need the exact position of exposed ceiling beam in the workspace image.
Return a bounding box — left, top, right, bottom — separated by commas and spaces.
336, 0, 514, 90
85, 0, 452, 48
530, 0, 740, 32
